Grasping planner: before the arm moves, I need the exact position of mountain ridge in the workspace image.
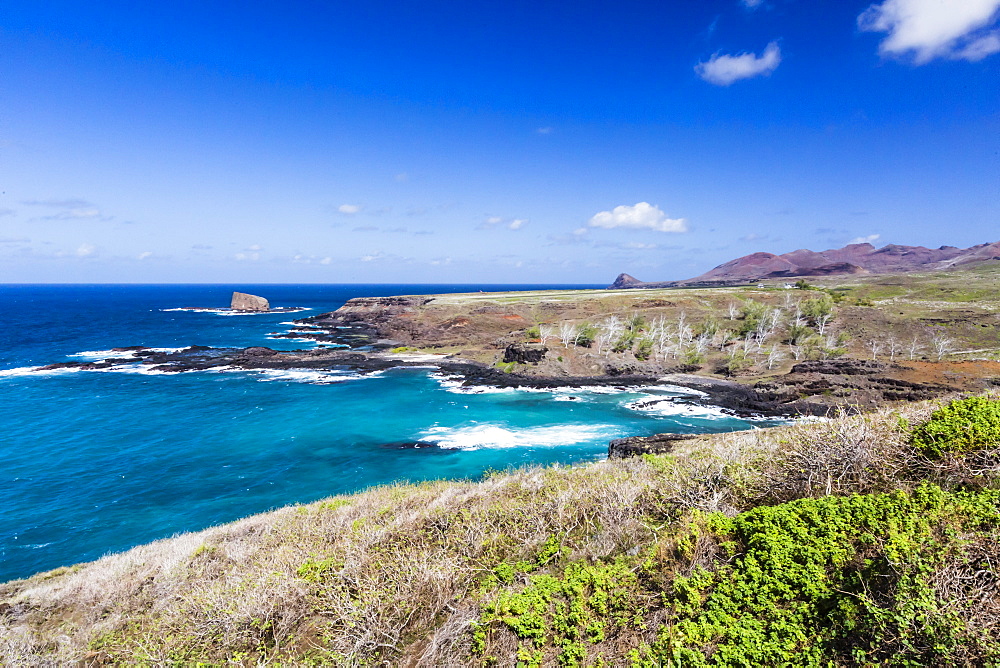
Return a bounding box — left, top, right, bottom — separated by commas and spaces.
611, 240, 1000, 288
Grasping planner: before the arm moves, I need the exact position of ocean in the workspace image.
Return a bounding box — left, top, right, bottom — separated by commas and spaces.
0, 284, 778, 582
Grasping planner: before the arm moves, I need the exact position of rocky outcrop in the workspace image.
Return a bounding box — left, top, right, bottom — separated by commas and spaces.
502, 343, 547, 364
608, 433, 697, 459
753, 359, 958, 409
231, 292, 270, 312
610, 273, 644, 289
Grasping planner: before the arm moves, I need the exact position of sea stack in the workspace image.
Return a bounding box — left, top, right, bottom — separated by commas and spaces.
231, 291, 270, 312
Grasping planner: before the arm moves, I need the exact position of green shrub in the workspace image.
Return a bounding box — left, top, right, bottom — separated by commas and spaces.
574, 323, 598, 348
800, 294, 834, 323
911, 396, 1000, 458
526, 325, 542, 340
476, 485, 1000, 666
612, 332, 636, 354
634, 338, 654, 361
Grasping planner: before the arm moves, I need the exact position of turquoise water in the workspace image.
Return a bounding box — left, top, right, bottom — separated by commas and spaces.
0, 285, 778, 582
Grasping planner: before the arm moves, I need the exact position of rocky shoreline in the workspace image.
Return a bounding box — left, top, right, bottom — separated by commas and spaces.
31, 291, 994, 458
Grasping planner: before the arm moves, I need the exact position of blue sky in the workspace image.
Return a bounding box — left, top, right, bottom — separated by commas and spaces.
1, 0, 997, 283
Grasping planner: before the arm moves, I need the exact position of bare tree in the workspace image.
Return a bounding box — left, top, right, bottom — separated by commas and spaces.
907, 335, 923, 361
886, 336, 901, 362
538, 324, 556, 345
931, 332, 954, 361
868, 338, 883, 360
766, 346, 785, 370
596, 316, 622, 356
816, 313, 833, 337
727, 301, 740, 320
558, 322, 577, 348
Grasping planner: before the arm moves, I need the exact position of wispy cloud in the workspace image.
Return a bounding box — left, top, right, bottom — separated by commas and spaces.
858, 0, 1000, 63
76, 243, 97, 258
480, 215, 529, 231
536, 126, 553, 135
292, 253, 332, 265
0, 208, 15, 217
22, 197, 112, 222
22, 197, 92, 208
0, 236, 30, 243
849, 233, 881, 245
235, 245, 262, 261
696, 41, 781, 85
741, 0, 764, 8
586, 202, 688, 233
338, 204, 361, 214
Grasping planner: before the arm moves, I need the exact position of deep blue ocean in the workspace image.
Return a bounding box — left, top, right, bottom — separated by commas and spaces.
0, 284, 777, 582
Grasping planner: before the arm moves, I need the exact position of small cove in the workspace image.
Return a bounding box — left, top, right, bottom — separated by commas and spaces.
0, 284, 783, 581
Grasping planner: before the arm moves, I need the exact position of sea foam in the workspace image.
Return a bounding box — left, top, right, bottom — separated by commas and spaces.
418, 423, 621, 450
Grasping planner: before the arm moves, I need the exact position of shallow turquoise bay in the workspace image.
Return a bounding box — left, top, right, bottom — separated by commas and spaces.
0, 285, 778, 581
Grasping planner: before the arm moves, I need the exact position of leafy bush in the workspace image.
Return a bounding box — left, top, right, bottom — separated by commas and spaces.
612, 332, 636, 353
525, 325, 541, 340
476, 485, 1000, 666
574, 323, 598, 348
800, 294, 834, 323
911, 396, 1000, 458
737, 300, 769, 335
634, 338, 654, 361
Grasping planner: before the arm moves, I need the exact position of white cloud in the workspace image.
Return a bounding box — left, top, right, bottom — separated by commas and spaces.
234, 252, 260, 261
394, 173, 410, 182
536, 126, 553, 135
46, 208, 104, 221
696, 41, 781, 85
76, 243, 97, 258
742, 0, 764, 8
360, 252, 383, 262
22, 198, 92, 208
481, 215, 528, 231
622, 242, 658, 249
338, 204, 361, 214
849, 233, 881, 245
858, 0, 1000, 63
587, 202, 688, 233
137, 251, 153, 260
320, 257, 332, 265
954, 31, 1000, 60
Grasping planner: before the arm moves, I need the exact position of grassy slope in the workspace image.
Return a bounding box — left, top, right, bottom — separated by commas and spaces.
5, 394, 1000, 665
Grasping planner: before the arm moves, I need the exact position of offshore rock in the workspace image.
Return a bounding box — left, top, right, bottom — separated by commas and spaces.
608, 433, 697, 459
231, 292, 270, 312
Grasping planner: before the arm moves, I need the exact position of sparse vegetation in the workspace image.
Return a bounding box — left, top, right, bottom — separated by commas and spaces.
6, 395, 1000, 664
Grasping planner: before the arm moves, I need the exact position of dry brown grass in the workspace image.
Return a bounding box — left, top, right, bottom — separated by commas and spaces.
2, 396, 997, 665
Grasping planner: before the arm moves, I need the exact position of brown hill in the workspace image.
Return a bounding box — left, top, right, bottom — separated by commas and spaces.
612, 241, 1000, 288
